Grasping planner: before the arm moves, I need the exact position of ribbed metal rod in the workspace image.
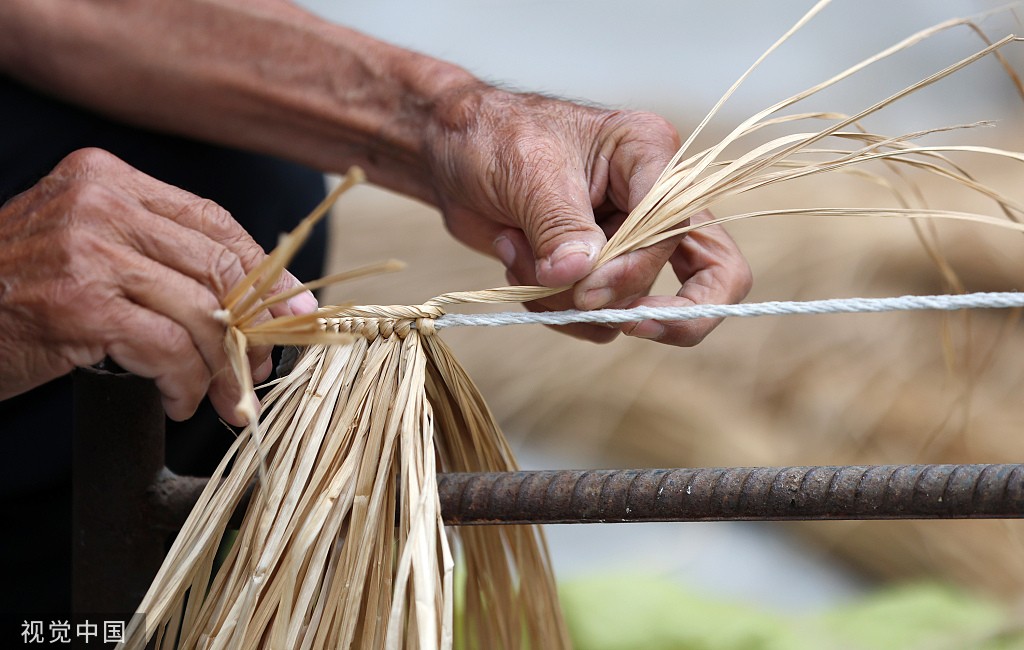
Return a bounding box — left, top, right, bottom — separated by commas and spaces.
436, 465, 1024, 524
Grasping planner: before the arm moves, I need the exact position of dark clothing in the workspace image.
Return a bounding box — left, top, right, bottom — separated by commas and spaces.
0, 75, 328, 614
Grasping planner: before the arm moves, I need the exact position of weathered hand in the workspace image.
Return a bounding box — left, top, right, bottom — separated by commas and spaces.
426, 88, 752, 345
0, 148, 317, 424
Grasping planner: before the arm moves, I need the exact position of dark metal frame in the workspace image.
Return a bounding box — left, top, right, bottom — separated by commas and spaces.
71, 367, 1023, 615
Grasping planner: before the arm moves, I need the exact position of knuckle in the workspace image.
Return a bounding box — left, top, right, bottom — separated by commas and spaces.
154, 320, 195, 361
205, 245, 243, 298
630, 110, 679, 140
62, 178, 112, 209
194, 197, 230, 223
56, 147, 122, 176
493, 157, 593, 253
605, 109, 682, 151
530, 209, 589, 252
183, 199, 263, 269
182, 197, 233, 236
232, 239, 266, 274
530, 200, 576, 230
643, 112, 681, 142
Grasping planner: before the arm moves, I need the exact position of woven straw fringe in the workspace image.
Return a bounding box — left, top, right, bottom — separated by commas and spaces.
124, 322, 568, 649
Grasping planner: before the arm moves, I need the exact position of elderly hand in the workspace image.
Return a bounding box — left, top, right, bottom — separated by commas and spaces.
424, 88, 752, 345
0, 148, 317, 424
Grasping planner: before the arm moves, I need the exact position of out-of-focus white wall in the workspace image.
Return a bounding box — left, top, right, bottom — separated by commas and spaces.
298, 1, 1022, 135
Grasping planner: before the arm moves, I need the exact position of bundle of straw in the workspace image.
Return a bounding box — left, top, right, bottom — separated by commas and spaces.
121, 2, 1024, 648
122, 173, 569, 648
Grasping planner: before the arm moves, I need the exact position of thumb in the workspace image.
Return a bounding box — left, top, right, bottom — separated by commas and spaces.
520, 179, 606, 288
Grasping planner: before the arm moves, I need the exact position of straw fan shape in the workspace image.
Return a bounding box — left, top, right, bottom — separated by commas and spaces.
122, 3, 1024, 648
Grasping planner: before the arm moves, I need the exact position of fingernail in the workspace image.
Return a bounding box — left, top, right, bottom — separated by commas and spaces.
628, 320, 665, 340
538, 242, 595, 280
493, 235, 516, 268
287, 290, 319, 315
579, 287, 615, 310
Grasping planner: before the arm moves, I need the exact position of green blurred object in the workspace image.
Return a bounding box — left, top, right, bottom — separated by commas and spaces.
559, 576, 1024, 650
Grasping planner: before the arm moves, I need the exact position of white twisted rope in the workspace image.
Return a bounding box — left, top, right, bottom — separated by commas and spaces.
432, 291, 1024, 330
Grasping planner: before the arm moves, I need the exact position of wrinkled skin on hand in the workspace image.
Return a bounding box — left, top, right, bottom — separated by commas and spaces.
426, 88, 753, 345
0, 148, 317, 425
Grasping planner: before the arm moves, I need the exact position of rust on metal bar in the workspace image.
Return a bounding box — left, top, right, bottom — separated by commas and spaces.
436, 465, 1024, 525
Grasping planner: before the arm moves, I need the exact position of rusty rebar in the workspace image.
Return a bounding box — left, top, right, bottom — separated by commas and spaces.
436, 465, 1024, 524
72, 367, 1024, 618
156, 466, 1024, 530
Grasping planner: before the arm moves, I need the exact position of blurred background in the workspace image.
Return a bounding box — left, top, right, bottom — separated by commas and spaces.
301, 1, 1024, 646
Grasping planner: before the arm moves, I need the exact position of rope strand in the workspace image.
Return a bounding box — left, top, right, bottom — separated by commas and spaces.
431, 291, 1024, 330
